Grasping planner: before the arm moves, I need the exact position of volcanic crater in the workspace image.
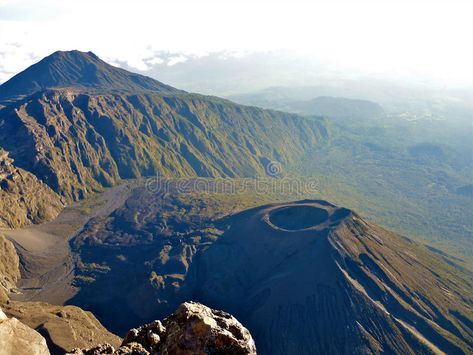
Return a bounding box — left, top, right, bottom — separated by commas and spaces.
263, 201, 347, 232
267, 205, 329, 231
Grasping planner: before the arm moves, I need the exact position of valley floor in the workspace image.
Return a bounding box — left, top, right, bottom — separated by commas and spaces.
1, 183, 133, 304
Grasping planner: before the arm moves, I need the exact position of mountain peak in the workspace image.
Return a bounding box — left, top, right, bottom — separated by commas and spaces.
0, 50, 180, 102
45, 50, 99, 62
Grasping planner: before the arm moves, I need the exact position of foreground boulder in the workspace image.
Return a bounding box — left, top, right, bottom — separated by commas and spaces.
0, 308, 50, 355
70, 302, 257, 355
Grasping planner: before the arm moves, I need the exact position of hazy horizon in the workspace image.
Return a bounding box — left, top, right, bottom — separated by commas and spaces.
0, 0, 472, 87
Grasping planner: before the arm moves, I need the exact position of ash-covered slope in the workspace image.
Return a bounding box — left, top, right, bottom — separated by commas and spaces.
68, 193, 473, 354
191, 201, 473, 354
0, 51, 327, 201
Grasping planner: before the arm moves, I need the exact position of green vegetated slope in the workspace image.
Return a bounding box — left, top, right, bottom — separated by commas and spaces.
232, 94, 387, 121
0, 90, 326, 201
0, 51, 327, 225
298, 118, 473, 261
289, 96, 386, 119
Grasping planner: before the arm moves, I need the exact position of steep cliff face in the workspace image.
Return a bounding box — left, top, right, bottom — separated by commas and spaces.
0, 234, 20, 302
0, 149, 63, 228
0, 242, 50, 354
0, 51, 327, 202
0, 91, 325, 200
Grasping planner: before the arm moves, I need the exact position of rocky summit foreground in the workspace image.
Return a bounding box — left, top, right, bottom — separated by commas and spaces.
69, 302, 256, 355
0, 302, 255, 355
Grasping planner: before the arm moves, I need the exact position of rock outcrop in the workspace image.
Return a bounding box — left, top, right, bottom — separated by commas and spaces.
69, 302, 256, 355
0, 149, 63, 228
0, 308, 50, 355
0, 234, 21, 302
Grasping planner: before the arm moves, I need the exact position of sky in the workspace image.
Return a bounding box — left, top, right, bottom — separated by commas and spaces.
0, 0, 472, 85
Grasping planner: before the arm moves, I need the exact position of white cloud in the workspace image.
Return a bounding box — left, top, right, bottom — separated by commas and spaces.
147, 57, 164, 65
105, 60, 123, 68
167, 55, 188, 66
0, 0, 20, 6
125, 58, 149, 71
